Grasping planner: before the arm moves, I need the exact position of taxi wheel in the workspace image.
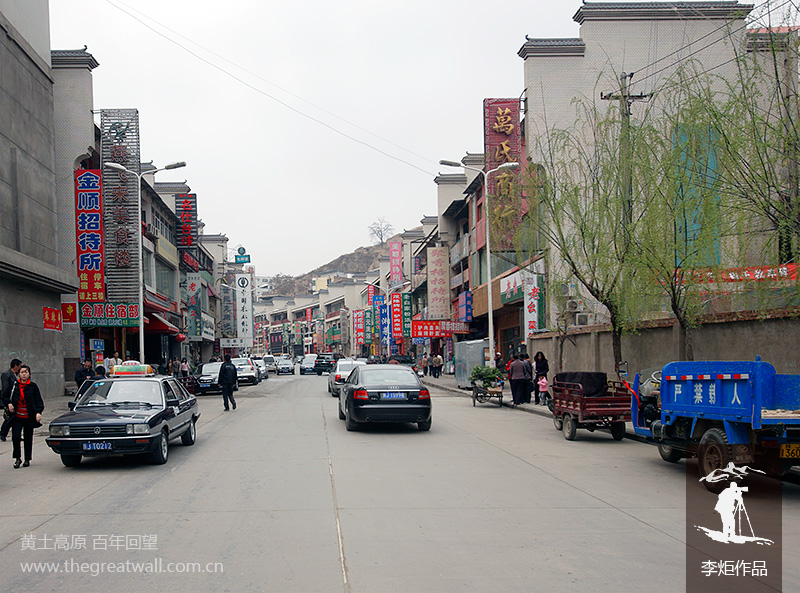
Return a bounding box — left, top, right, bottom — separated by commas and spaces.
181, 418, 197, 446
61, 454, 82, 467
150, 430, 169, 465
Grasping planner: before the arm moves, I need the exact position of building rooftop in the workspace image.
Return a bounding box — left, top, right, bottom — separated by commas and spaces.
51, 47, 99, 69
573, 2, 754, 24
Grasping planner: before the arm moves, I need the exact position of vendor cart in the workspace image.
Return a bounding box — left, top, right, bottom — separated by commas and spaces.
471, 381, 504, 407
551, 372, 631, 441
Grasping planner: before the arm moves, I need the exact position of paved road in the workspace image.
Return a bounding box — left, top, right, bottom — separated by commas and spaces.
1, 372, 797, 592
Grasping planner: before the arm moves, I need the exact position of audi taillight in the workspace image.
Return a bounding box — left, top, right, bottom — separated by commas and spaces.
353, 388, 369, 400
418, 388, 430, 399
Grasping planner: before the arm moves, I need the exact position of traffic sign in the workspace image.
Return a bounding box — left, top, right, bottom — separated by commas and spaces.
235, 255, 250, 263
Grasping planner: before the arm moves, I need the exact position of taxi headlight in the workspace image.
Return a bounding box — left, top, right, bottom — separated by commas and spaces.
134, 424, 150, 435
50, 425, 69, 437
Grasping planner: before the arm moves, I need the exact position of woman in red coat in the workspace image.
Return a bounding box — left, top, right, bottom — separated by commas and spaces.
7, 365, 44, 468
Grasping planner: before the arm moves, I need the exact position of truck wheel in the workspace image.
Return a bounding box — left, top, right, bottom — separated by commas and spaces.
553, 416, 563, 431
658, 443, 683, 463
610, 422, 626, 441
562, 414, 576, 441
698, 428, 732, 491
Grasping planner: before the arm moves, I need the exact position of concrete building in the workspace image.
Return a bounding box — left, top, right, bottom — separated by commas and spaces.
1, 3, 79, 396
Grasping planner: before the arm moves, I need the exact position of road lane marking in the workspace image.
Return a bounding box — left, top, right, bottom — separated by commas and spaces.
321, 403, 349, 593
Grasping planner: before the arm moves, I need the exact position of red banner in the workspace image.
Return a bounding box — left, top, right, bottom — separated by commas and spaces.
367, 284, 375, 307
411, 320, 469, 338
353, 310, 365, 345
74, 170, 105, 302
306, 307, 312, 323
61, 302, 78, 324
43, 307, 63, 331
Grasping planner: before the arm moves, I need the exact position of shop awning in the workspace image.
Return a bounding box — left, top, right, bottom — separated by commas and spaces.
146, 313, 180, 335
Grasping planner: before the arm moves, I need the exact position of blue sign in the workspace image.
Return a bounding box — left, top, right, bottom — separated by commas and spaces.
235, 255, 250, 264
379, 305, 389, 345
90, 339, 105, 352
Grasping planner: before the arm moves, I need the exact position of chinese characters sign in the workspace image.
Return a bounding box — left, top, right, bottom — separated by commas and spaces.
523, 272, 545, 337
500, 271, 523, 303
186, 272, 202, 341
689, 263, 797, 284
101, 109, 140, 302
457, 291, 473, 322
353, 310, 365, 345
483, 98, 521, 198
176, 193, 198, 255
74, 170, 105, 302
235, 274, 253, 346
427, 247, 449, 320
391, 293, 403, 338
43, 307, 63, 331
367, 285, 375, 307
389, 242, 403, 286
402, 293, 412, 337
411, 320, 469, 338
79, 302, 139, 327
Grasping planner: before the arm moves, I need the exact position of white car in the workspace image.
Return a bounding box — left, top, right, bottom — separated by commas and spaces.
262, 355, 277, 373
327, 359, 366, 396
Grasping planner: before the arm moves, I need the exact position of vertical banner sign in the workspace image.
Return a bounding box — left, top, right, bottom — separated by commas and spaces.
389, 241, 403, 286
177, 194, 198, 257
402, 293, 413, 337
378, 304, 389, 346
426, 247, 450, 319
413, 256, 421, 274
353, 310, 365, 346
186, 272, 203, 341
373, 295, 384, 340
390, 293, 403, 338
74, 170, 105, 302
235, 274, 253, 346
220, 284, 236, 338
306, 307, 312, 323
457, 291, 473, 322
523, 272, 543, 338
101, 109, 140, 302
364, 308, 373, 342
367, 284, 375, 307
482, 98, 521, 249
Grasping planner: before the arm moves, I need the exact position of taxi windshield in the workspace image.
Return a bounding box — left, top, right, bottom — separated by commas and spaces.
76, 380, 164, 407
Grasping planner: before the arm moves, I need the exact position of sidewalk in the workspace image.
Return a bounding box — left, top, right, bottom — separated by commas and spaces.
421, 372, 646, 442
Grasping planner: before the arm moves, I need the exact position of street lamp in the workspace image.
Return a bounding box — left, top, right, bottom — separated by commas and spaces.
103, 160, 187, 362
439, 159, 519, 362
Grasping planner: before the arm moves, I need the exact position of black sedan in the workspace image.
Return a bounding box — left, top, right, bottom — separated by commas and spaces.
46, 364, 199, 467
194, 362, 222, 393
338, 364, 431, 432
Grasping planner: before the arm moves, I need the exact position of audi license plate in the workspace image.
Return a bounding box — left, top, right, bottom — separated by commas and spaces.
380, 392, 407, 400
780, 443, 800, 458
82, 441, 112, 451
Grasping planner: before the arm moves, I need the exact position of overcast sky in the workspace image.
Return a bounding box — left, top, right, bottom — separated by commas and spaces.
48, 0, 776, 277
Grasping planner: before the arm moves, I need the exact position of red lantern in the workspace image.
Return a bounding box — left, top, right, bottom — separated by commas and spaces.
175, 333, 187, 343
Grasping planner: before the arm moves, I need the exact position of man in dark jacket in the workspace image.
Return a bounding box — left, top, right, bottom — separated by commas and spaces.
218, 354, 238, 411
74, 360, 95, 386
0, 358, 22, 441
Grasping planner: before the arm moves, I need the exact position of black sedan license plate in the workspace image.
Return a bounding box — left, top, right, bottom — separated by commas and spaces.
82, 441, 112, 451
380, 392, 407, 400
780, 443, 800, 458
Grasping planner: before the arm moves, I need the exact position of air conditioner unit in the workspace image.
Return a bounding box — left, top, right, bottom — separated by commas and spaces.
575, 312, 596, 326
566, 298, 580, 312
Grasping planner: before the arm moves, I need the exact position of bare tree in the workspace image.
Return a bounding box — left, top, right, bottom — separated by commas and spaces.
368, 217, 394, 246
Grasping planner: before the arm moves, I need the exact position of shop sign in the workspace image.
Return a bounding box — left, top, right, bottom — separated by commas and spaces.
220, 337, 247, 348
235, 274, 253, 345
181, 251, 199, 271
176, 193, 198, 255
186, 272, 203, 342
523, 272, 545, 337
353, 310, 365, 345
457, 291, 473, 322
389, 241, 403, 285
155, 231, 178, 267
391, 293, 403, 338
426, 247, 449, 319
101, 109, 140, 301
62, 302, 78, 324
367, 284, 375, 306
74, 169, 105, 302
411, 320, 469, 338
202, 312, 215, 341
364, 309, 373, 342
483, 98, 521, 196
402, 293, 413, 337
43, 307, 63, 332
306, 307, 312, 323
500, 271, 524, 303
689, 263, 798, 284
79, 302, 139, 327
378, 304, 389, 345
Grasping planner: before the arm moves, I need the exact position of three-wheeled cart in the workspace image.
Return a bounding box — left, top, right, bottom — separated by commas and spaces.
551, 372, 632, 440
471, 382, 504, 407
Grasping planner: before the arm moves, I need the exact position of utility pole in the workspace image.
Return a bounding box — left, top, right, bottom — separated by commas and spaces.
601, 72, 651, 244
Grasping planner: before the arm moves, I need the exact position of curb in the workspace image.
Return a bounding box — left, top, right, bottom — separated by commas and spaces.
422, 378, 648, 443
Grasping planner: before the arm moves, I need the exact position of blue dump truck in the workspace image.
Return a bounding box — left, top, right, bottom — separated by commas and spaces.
632, 356, 800, 490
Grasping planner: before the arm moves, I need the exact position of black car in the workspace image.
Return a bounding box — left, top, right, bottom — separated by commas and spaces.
314, 353, 335, 375
194, 362, 222, 394
338, 364, 431, 431
46, 364, 200, 467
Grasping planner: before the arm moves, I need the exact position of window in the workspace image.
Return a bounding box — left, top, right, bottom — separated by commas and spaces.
155, 259, 174, 299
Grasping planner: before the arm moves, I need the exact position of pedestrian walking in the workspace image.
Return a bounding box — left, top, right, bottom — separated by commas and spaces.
507, 354, 528, 407
217, 354, 238, 411
521, 353, 533, 404
74, 359, 95, 387
172, 358, 181, 378
0, 358, 22, 441
180, 358, 190, 378
421, 354, 428, 376
7, 365, 44, 468
533, 351, 550, 405
494, 352, 504, 370
432, 353, 443, 378
103, 351, 122, 374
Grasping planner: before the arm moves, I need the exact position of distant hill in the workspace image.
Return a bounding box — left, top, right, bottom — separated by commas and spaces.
269, 232, 406, 296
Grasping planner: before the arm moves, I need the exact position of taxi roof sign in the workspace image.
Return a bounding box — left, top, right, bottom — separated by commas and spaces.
110, 363, 155, 376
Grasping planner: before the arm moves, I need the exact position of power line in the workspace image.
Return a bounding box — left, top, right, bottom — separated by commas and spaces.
103, 0, 438, 178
